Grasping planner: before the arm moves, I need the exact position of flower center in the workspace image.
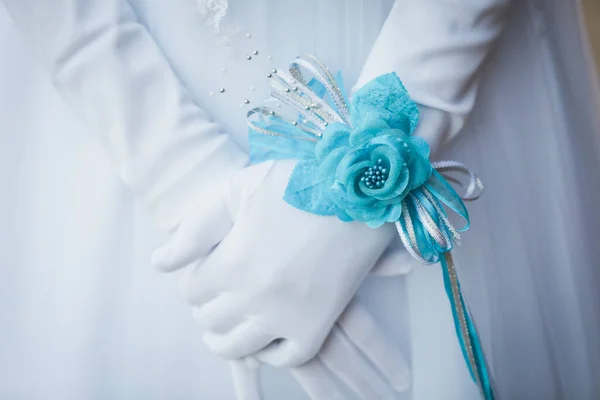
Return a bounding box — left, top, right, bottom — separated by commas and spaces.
360, 159, 388, 189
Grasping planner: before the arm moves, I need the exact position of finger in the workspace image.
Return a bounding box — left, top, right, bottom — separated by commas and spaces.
337, 300, 411, 392
230, 358, 263, 400
318, 326, 392, 400
151, 196, 233, 272
203, 320, 276, 359
290, 358, 344, 400
178, 258, 223, 307
253, 338, 317, 367
191, 293, 240, 333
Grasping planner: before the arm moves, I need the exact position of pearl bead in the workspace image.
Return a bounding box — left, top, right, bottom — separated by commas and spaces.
292, 87, 299, 91
292, 121, 298, 126
272, 69, 278, 74
267, 73, 273, 78
377, 159, 383, 164
360, 177, 365, 182
381, 168, 387, 174
253, 50, 259, 55
246, 33, 252, 38
219, 88, 225, 93
269, 111, 275, 115
267, 55, 273, 60
246, 55, 252, 60
244, 99, 250, 104
285, 88, 291, 93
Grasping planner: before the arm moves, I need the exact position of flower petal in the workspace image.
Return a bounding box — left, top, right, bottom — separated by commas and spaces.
335, 142, 374, 172
334, 206, 353, 222
346, 205, 387, 224
365, 213, 389, 228
409, 136, 431, 159
350, 72, 419, 134
315, 123, 351, 162
406, 137, 433, 189
330, 181, 383, 223
366, 146, 411, 201
382, 203, 403, 223
408, 154, 433, 189
336, 160, 371, 188
349, 112, 391, 146
317, 146, 349, 187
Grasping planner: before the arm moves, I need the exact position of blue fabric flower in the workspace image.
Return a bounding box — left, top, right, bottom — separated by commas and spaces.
278, 72, 429, 227
316, 121, 432, 227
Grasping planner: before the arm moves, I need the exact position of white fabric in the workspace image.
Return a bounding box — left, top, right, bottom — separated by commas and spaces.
1, 0, 248, 232
154, 0, 511, 384
153, 160, 398, 367
354, 0, 512, 155
1, 1, 599, 400
230, 299, 411, 400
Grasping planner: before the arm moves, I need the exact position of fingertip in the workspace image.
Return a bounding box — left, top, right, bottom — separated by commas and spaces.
392, 367, 412, 392
150, 248, 171, 272
255, 339, 317, 367
202, 331, 228, 358
202, 321, 274, 360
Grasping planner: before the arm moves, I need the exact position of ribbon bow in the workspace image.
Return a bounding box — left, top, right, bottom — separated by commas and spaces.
247, 54, 495, 399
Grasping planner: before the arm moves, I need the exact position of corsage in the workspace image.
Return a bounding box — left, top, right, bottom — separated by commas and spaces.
247, 54, 494, 399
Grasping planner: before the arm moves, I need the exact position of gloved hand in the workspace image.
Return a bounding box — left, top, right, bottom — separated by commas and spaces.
152, 159, 397, 367
229, 299, 410, 400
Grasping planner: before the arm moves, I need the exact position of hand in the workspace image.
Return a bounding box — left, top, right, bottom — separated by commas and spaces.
152, 160, 396, 366
230, 299, 411, 400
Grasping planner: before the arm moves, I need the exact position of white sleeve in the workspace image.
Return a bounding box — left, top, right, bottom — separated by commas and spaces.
2, 0, 248, 230
354, 0, 512, 154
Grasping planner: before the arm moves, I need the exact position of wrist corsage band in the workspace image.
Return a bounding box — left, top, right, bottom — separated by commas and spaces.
247, 54, 495, 399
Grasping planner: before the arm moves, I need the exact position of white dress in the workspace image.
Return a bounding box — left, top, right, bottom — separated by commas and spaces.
0, 0, 599, 399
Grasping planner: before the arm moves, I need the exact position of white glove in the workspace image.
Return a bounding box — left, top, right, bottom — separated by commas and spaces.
354, 0, 512, 156
359, 0, 512, 276
152, 160, 397, 367
230, 299, 410, 400
2, 0, 247, 231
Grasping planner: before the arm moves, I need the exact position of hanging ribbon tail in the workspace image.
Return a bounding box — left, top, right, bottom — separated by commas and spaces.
441, 252, 496, 400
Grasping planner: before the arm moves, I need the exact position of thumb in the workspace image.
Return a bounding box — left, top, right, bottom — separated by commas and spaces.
230, 358, 263, 400
151, 186, 234, 273
151, 160, 276, 273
